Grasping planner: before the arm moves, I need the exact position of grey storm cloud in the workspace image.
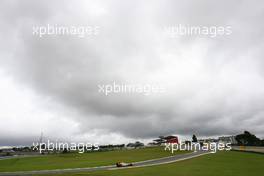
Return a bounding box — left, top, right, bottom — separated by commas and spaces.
0, 0, 264, 145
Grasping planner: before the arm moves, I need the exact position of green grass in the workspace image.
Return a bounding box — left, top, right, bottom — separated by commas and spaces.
0, 147, 187, 172
44, 151, 264, 176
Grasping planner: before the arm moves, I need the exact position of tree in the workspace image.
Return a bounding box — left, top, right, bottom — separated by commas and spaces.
192, 134, 198, 142
127, 141, 144, 148
235, 131, 262, 146
134, 141, 144, 148
126, 143, 135, 147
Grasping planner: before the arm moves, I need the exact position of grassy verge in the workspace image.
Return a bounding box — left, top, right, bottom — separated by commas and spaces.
0, 147, 187, 172
44, 151, 264, 176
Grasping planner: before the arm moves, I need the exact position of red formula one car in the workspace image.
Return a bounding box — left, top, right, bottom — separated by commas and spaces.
116, 162, 133, 167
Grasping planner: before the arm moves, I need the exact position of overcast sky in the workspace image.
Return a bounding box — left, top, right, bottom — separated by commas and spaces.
0, 0, 264, 146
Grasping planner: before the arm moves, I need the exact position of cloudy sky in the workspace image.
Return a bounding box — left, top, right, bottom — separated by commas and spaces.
0, 0, 264, 146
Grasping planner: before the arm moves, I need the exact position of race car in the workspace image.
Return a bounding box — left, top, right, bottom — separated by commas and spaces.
116, 162, 133, 167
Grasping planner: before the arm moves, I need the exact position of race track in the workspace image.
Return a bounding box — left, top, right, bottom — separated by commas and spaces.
0, 151, 210, 176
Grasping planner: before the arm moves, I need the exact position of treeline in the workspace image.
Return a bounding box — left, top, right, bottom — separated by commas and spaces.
235, 131, 264, 146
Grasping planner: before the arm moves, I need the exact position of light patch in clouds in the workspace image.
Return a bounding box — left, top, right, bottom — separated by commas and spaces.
0, 70, 130, 145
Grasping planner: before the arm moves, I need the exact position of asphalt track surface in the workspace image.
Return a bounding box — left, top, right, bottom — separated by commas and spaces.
0, 151, 210, 176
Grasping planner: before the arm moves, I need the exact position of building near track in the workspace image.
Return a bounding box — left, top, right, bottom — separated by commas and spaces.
218, 136, 238, 145
152, 135, 179, 145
